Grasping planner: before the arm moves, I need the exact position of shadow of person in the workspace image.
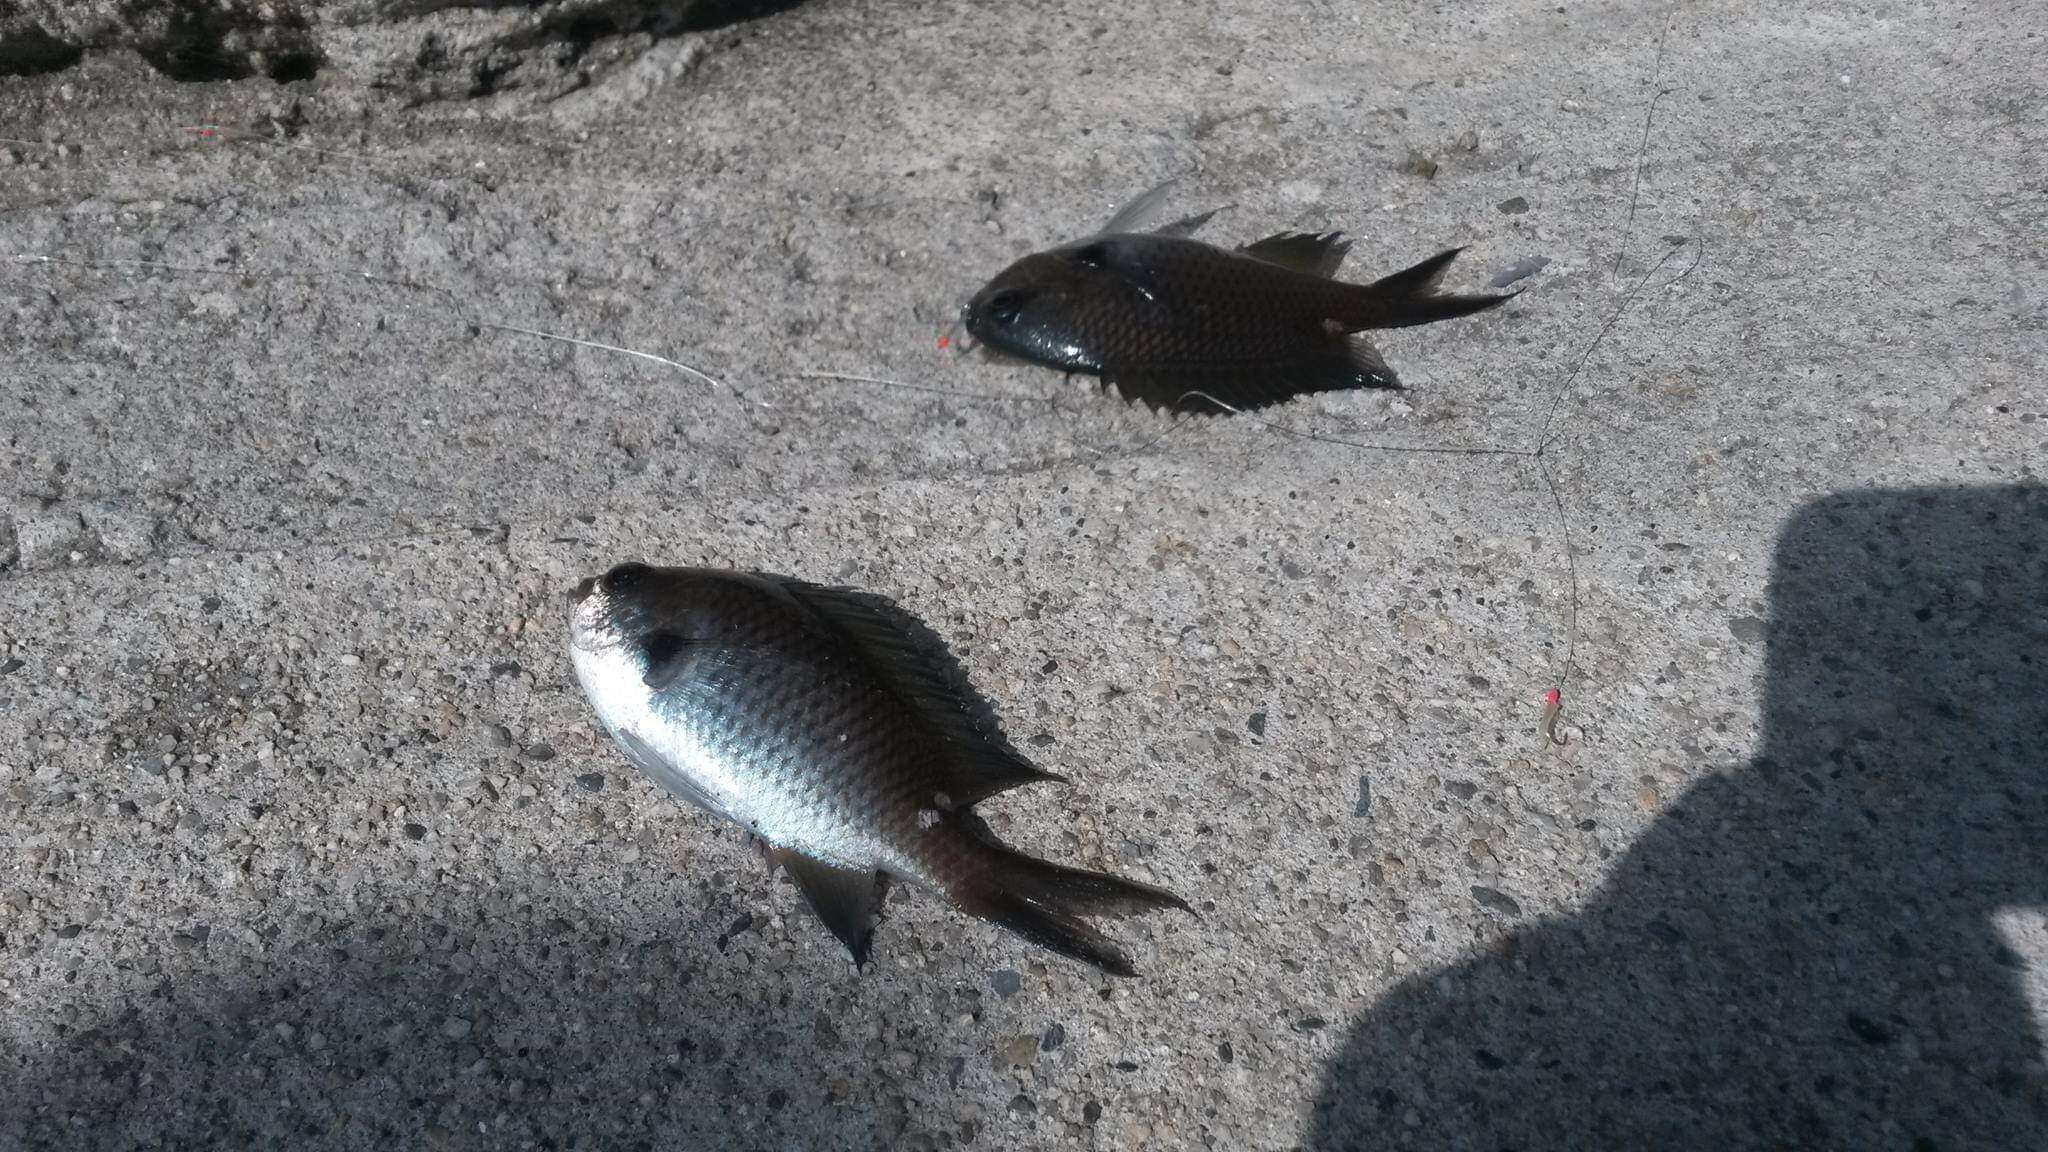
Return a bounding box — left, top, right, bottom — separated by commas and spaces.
1310, 485, 2048, 1150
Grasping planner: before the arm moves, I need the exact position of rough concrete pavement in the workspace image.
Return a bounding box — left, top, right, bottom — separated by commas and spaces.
1, 1, 2043, 1148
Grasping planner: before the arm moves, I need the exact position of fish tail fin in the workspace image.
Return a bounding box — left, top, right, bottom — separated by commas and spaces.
1345, 246, 1514, 330
950, 841, 1191, 977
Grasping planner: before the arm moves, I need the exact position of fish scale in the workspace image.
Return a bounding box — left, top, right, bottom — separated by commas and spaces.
569, 563, 1189, 974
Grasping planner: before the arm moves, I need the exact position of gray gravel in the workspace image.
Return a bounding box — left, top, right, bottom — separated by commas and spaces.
2, 1, 2044, 1149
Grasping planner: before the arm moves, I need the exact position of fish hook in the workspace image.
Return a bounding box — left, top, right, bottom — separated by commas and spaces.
1541, 687, 1570, 747
940, 310, 977, 355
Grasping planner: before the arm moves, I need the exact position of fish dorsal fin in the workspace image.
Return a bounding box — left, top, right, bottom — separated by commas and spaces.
776, 580, 1063, 806
1240, 231, 1353, 278
775, 849, 887, 967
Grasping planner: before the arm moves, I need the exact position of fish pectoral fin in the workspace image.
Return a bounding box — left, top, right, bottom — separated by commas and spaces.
1092, 178, 1225, 238
1106, 340, 1400, 414
1152, 206, 1224, 238
776, 580, 1062, 807
775, 849, 887, 968
640, 629, 694, 689
640, 631, 770, 690
615, 728, 728, 819
1239, 231, 1353, 278
1097, 178, 1178, 234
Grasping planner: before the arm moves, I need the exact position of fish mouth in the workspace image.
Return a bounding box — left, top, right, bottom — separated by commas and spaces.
958, 303, 988, 345
566, 576, 612, 653
959, 311, 1019, 360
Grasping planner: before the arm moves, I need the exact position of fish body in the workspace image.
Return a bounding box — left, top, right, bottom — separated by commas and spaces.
961, 183, 1512, 411
568, 563, 1187, 974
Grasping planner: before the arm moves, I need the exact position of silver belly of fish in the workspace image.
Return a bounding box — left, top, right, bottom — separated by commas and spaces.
569, 638, 917, 877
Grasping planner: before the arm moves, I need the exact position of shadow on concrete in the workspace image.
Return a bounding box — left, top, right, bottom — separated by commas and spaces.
403, 0, 816, 43
1, 0, 812, 85
1310, 484, 2048, 1148
0, 21, 84, 78
2, 895, 894, 1148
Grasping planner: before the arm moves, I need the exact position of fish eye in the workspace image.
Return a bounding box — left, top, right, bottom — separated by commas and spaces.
983, 289, 1026, 326
604, 562, 653, 591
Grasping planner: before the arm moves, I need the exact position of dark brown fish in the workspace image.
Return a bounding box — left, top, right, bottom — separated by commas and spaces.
568, 563, 1189, 975
961, 182, 1513, 411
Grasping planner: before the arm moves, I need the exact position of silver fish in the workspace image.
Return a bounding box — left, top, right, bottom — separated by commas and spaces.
567, 563, 1189, 974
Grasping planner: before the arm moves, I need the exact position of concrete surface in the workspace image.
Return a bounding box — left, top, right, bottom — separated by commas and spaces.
1, 0, 2043, 1148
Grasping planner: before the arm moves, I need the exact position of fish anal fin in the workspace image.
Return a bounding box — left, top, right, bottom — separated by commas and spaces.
776, 849, 887, 968
1340, 336, 1401, 391
1105, 338, 1400, 414
775, 581, 1059, 806
1241, 231, 1353, 278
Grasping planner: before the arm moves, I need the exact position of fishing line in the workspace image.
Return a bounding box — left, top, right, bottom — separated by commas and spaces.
13, 242, 1694, 737
483, 321, 735, 395
12, 252, 755, 407
18, 106, 1701, 744
797, 370, 1053, 406
1138, 235, 1702, 747
178, 124, 405, 166
803, 230, 1696, 748
1611, 4, 1681, 284
14, 251, 460, 300
1164, 394, 1539, 459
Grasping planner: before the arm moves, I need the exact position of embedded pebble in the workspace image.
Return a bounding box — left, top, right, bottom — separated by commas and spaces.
1491, 256, 1552, 288
15, 513, 84, 569
995, 1034, 1038, 1069
1471, 886, 1523, 916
